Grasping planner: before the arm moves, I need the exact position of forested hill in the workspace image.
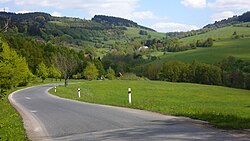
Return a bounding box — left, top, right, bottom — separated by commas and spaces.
0, 12, 160, 48
92, 15, 155, 31
166, 11, 250, 39
204, 11, 250, 29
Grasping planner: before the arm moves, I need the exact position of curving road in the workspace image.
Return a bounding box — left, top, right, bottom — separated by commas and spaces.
9, 84, 249, 141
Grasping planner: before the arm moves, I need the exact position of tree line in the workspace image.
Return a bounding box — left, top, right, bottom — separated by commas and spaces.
0, 37, 32, 99
1, 32, 249, 95
0, 34, 117, 90
142, 57, 250, 90
142, 37, 213, 52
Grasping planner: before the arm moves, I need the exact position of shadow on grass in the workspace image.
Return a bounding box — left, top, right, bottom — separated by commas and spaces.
0, 89, 7, 100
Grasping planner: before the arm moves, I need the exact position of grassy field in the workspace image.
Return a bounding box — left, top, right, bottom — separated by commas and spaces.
159, 38, 250, 64
50, 80, 250, 129
125, 27, 166, 39
181, 26, 250, 43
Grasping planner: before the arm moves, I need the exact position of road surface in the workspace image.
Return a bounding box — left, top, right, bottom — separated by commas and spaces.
9, 84, 249, 141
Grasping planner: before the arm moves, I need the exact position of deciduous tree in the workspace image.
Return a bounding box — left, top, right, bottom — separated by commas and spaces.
106, 67, 115, 80
0, 39, 32, 89
48, 66, 61, 81
54, 51, 77, 86
83, 62, 99, 80
36, 62, 48, 81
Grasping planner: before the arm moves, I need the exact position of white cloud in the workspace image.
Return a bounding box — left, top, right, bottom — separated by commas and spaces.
10, 0, 166, 21
181, 0, 207, 8
151, 22, 199, 32
0, 0, 12, 3
210, 11, 236, 22
131, 11, 168, 20
132, 11, 158, 20
12, 0, 139, 19
51, 11, 62, 17
208, 0, 250, 11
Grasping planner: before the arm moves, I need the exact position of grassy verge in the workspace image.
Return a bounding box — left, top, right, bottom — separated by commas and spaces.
0, 88, 28, 140
49, 80, 250, 129
0, 78, 66, 140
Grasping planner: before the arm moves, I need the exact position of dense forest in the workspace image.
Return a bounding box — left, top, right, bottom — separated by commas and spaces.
92, 15, 155, 31
0, 12, 136, 48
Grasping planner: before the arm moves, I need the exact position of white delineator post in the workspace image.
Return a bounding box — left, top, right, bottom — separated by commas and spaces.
78, 88, 81, 98
128, 88, 132, 104
54, 86, 57, 93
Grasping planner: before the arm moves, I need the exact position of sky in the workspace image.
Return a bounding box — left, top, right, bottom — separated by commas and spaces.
0, 0, 250, 33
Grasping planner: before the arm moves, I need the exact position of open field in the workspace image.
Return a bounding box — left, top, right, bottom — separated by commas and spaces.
125, 27, 166, 39
159, 38, 250, 64
181, 26, 250, 43
50, 80, 250, 129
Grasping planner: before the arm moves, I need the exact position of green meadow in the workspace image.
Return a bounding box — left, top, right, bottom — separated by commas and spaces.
181, 26, 250, 43
124, 27, 166, 39
159, 38, 250, 64
50, 80, 250, 129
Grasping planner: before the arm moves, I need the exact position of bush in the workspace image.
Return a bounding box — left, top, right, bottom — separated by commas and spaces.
106, 67, 116, 80
119, 73, 146, 80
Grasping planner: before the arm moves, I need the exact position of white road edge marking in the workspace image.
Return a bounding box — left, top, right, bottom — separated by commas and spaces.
25, 97, 31, 100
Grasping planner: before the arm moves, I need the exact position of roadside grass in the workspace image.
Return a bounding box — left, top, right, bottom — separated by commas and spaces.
0, 88, 27, 141
159, 38, 250, 64
50, 80, 250, 129
0, 78, 68, 141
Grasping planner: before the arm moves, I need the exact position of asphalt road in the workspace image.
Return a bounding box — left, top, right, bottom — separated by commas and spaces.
9, 84, 249, 141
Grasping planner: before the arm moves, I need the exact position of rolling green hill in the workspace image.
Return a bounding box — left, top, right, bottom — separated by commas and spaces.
160, 21, 250, 64
160, 38, 250, 64
0, 12, 164, 48
181, 25, 250, 43
124, 27, 165, 39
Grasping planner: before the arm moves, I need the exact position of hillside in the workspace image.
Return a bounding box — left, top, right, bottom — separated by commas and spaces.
166, 11, 250, 39
159, 38, 250, 64
181, 24, 250, 43
0, 12, 164, 49
162, 13, 250, 64
124, 27, 165, 39
92, 15, 155, 31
